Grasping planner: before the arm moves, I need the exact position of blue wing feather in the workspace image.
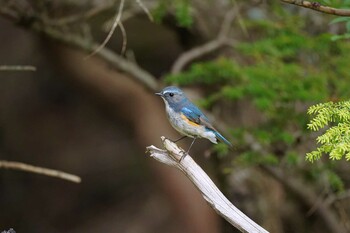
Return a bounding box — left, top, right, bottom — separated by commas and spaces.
181, 104, 209, 123
181, 105, 233, 147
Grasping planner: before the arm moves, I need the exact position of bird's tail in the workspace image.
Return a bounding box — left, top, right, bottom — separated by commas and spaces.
214, 131, 233, 147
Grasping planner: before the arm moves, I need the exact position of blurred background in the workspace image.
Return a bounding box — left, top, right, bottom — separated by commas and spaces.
0, 0, 349, 233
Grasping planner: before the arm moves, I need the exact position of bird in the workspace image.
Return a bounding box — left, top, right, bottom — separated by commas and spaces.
156, 86, 232, 154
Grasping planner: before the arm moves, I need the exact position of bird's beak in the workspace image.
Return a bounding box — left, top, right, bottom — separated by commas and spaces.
155, 92, 162, 96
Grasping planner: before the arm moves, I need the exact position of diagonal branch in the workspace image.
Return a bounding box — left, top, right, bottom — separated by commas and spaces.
0, 160, 81, 183
87, 0, 125, 58
261, 165, 347, 233
146, 137, 269, 233
0, 6, 159, 91
281, 0, 350, 16
40, 26, 158, 91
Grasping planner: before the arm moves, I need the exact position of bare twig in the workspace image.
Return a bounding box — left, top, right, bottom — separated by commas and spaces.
243, 132, 347, 233
281, 0, 350, 16
325, 189, 350, 206
171, 9, 236, 74
261, 165, 347, 233
86, 0, 125, 58
119, 21, 127, 56
0, 160, 81, 183
0, 7, 158, 91
0, 65, 36, 71
135, 0, 154, 22
146, 137, 269, 233
45, 3, 114, 26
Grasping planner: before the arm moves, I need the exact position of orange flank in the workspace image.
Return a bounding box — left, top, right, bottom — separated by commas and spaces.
180, 113, 200, 127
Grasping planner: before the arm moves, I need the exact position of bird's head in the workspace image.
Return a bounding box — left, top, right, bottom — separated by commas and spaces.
155, 86, 187, 107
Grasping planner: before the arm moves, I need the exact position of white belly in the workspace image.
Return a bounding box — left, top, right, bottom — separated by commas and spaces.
165, 104, 217, 144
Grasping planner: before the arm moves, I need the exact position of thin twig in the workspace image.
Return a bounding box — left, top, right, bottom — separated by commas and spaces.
45, 3, 114, 26
242, 131, 347, 233
261, 165, 346, 233
43, 27, 157, 90
86, 0, 125, 58
281, 0, 350, 16
0, 65, 36, 71
0, 6, 158, 91
119, 21, 127, 56
135, 0, 154, 22
0, 160, 81, 183
325, 189, 350, 206
146, 137, 269, 233
171, 9, 236, 74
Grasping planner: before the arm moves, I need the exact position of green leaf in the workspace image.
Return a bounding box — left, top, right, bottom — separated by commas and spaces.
329, 17, 350, 24
174, 0, 193, 28
327, 170, 345, 192
331, 33, 350, 41
346, 20, 350, 31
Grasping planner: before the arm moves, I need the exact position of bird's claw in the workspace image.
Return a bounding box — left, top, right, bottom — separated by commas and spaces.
179, 149, 187, 162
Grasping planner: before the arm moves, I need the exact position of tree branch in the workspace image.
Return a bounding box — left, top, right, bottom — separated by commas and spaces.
281, 0, 350, 16
243, 132, 347, 233
86, 0, 125, 58
171, 9, 237, 74
0, 160, 81, 183
261, 165, 347, 233
0, 6, 159, 92
0, 65, 36, 71
146, 137, 269, 233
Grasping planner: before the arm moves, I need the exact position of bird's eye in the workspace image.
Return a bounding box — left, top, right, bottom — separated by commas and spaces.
169, 93, 174, 97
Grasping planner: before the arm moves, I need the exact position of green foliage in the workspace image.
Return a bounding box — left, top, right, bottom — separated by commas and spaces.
307, 101, 350, 162
327, 0, 350, 40
330, 16, 350, 41
152, 0, 193, 27
173, 0, 192, 27
165, 10, 350, 168
326, 169, 345, 192
162, 3, 350, 195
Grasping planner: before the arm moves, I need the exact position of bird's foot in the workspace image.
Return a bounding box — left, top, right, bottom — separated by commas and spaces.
179, 149, 187, 162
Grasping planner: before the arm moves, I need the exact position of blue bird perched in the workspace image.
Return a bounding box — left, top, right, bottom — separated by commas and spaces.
156, 86, 232, 153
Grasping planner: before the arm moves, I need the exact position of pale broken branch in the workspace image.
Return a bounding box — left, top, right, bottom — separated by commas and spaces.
146, 137, 269, 233
0, 160, 81, 183
281, 0, 350, 16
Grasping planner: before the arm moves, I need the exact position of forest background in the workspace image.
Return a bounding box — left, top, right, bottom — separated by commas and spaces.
0, 0, 349, 233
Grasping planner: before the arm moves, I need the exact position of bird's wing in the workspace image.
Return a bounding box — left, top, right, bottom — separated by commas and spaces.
181, 105, 216, 130
182, 105, 233, 147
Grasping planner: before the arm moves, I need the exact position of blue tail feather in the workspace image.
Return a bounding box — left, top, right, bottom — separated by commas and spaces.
213, 131, 233, 147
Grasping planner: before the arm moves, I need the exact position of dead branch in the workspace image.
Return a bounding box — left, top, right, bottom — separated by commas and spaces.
135, 0, 154, 22
171, 9, 237, 74
0, 65, 36, 71
87, 0, 125, 58
325, 189, 350, 206
281, 0, 350, 16
261, 165, 347, 233
0, 6, 158, 91
0, 160, 81, 183
146, 137, 269, 233
238, 131, 347, 233
45, 3, 114, 26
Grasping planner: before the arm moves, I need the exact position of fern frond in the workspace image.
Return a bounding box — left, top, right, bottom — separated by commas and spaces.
307, 100, 350, 162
